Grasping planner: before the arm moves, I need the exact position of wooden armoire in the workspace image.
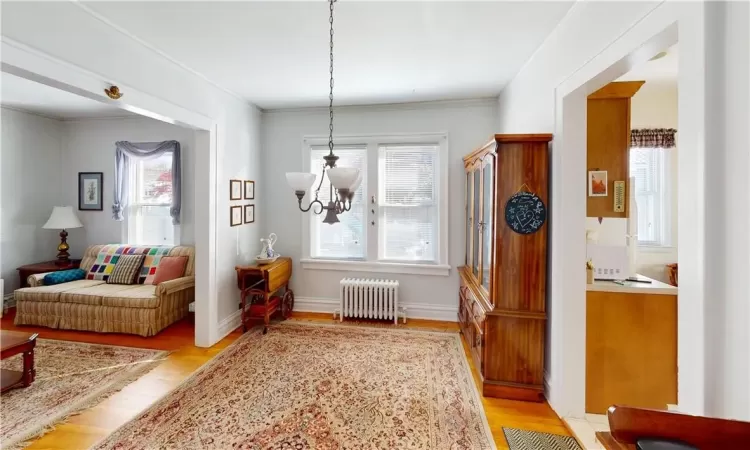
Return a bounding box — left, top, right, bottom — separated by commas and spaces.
459, 134, 552, 402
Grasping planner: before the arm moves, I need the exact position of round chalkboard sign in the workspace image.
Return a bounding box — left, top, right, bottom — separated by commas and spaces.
505, 192, 547, 235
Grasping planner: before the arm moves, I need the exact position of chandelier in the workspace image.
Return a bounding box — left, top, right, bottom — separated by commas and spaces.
285, 0, 361, 224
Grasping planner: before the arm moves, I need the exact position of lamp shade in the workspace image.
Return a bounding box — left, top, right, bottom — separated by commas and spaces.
286, 172, 317, 193
327, 167, 359, 190
43, 206, 83, 230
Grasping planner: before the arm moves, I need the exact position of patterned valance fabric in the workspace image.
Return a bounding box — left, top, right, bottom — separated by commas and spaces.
630, 128, 677, 148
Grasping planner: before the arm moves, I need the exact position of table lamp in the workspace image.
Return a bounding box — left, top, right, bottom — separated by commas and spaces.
43, 206, 83, 266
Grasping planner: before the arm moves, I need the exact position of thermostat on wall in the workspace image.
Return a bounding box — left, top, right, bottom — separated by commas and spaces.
613, 181, 625, 212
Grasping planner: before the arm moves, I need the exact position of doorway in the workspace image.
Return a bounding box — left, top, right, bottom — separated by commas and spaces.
1, 56, 217, 347
546, 0, 708, 432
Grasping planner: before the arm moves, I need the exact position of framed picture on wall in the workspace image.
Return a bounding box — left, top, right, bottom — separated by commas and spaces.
78, 172, 103, 211
244, 204, 255, 224
588, 170, 608, 197
230, 205, 243, 227
230, 180, 242, 200
244, 180, 255, 200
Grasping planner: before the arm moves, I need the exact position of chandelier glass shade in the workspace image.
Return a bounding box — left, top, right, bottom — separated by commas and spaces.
285, 0, 359, 224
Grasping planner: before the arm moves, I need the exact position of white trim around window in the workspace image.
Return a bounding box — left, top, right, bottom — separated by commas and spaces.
300, 132, 450, 276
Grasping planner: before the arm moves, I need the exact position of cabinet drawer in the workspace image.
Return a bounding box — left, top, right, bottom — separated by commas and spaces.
470, 318, 485, 373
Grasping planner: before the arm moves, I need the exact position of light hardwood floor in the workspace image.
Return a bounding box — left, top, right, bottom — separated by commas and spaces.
1, 310, 570, 449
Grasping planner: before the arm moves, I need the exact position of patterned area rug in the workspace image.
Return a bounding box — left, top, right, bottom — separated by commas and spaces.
1, 339, 168, 450
92, 322, 496, 449
503, 428, 583, 450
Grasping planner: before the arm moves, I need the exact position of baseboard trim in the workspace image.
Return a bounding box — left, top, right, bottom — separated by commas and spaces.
295, 297, 458, 322
216, 310, 242, 341
544, 371, 552, 400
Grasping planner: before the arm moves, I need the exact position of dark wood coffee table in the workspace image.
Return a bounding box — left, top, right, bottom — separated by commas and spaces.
1, 330, 38, 393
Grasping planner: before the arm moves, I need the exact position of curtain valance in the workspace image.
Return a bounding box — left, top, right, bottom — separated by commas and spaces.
630, 128, 677, 148
112, 140, 181, 224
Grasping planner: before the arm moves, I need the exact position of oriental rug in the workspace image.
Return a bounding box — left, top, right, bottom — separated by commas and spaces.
92, 322, 496, 449
0, 339, 167, 449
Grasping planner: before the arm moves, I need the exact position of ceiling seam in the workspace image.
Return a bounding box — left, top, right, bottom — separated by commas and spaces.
1, 104, 65, 122
70, 0, 253, 108
497, 0, 581, 99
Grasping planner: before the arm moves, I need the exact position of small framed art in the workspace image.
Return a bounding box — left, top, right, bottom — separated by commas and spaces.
244, 180, 255, 200
244, 204, 255, 224
588, 170, 608, 197
79, 172, 103, 211
230, 180, 242, 200
230, 205, 243, 226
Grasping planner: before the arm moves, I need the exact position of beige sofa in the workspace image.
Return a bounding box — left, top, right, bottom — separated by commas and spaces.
14, 244, 194, 337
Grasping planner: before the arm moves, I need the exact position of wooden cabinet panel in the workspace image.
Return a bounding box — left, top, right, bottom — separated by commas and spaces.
484, 313, 545, 386
460, 134, 551, 402
586, 291, 677, 414
586, 81, 644, 218
495, 141, 549, 313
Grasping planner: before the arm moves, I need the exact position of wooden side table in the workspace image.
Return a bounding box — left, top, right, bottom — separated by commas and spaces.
1, 330, 38, 393
17, 260, 81, 288
235, 257, 294, 334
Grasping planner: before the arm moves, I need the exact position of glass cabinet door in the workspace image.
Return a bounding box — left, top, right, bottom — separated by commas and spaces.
472, 163, 481, 278
465, 171, 472, 266
481, 155, 494, 294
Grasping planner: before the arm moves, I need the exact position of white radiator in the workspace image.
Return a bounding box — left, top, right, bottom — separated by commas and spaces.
335, 278, 405, 324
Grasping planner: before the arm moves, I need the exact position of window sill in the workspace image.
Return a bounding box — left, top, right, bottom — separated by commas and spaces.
300, 259, 451, 277
637, 245, 676, 254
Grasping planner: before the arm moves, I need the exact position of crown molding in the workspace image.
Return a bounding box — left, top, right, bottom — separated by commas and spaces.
262, 97, 498, 116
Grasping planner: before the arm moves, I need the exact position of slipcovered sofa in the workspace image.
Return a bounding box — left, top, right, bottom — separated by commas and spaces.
14, 244, 194, 337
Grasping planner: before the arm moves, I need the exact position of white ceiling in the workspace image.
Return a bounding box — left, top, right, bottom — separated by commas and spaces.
81, 1, 575, 109
1, 72, 135, 120
618, 44, 678, 85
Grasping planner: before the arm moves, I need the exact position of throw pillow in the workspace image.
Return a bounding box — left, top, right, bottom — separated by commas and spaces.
44, 269, 86, 285
150, 256, 188, 285
106, 255, 146, 285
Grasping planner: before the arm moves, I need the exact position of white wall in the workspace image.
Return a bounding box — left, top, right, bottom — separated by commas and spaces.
496, 0, 749, 421
1, 1, 262, 345
702, 0, 750, 422
0, 108, 63, 291
497, 1, 661, 133
60, 116, 195, 256
262, 99, 496, 319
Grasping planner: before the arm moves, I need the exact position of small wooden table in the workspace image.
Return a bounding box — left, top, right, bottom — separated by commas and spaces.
17, 260, 81, 288
1, 331, 38, 393
235, 257, 294, 334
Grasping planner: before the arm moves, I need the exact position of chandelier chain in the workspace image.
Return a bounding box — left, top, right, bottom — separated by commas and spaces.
328, 0, 335, 154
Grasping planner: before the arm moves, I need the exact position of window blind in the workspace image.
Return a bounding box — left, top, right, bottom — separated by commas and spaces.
378, 145, 439, 262
630, 147, 663, 245
310, 146, 366, 259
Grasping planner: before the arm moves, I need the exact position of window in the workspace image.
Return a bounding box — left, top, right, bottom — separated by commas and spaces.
630, 148, 670, 246
126, 153, 176, 245
310, 146, 366, 259
302, 134, 448, 275
378, 145, 438, 262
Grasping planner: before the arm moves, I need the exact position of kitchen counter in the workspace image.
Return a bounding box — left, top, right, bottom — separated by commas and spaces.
586, 274, 677, 295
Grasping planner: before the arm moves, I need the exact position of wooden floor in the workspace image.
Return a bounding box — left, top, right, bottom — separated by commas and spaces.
1, 310, 570, 449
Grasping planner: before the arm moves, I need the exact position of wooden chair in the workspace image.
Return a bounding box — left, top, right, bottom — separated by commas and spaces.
596, 405, 750, 450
